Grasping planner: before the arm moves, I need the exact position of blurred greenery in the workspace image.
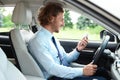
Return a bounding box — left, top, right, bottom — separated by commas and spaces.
54, 25, 104, 41
76, 16, 98, 29
64, 9, 73, 29
2, 14, 14, 27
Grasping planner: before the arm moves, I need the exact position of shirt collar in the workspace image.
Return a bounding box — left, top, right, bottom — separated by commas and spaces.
38, 26, 53, 39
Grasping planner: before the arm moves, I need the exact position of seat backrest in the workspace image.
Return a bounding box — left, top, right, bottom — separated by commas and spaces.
10, 1, 45, 78
0, 47, 27, 80
10, 28, 44, 78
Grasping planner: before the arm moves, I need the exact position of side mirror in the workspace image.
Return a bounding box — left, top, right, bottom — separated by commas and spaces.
100, 30, 115, 42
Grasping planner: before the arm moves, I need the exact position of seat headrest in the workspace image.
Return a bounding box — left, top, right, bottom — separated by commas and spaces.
12, 1, 32, 25
0, 48, 7, 73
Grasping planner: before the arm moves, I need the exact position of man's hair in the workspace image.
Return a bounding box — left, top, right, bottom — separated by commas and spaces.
38, 2, 64, 26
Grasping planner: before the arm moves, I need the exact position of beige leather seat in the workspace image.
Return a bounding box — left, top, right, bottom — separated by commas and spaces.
10, 1, 45, 80
0, 47, 27, 80
0, 46, 45, 80
10, 29, 45, 80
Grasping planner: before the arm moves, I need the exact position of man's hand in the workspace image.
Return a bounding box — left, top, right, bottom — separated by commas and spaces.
83, 63, 97, 76
76, 35, 88, 51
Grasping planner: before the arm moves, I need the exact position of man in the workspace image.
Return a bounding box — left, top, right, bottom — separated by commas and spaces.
28, 2, 106, 80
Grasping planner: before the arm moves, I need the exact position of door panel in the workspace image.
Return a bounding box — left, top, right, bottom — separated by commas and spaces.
60, 40, 117, 65
0, 32, 14, 58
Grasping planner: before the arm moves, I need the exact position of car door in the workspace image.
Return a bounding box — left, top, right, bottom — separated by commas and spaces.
0, 32, 13, 58
55, 0, 118, 65
60, 34, 117, 65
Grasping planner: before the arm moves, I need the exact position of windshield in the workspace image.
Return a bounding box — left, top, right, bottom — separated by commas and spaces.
89, 0, 120, 19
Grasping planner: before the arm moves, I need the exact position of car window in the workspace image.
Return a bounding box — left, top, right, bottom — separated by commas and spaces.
54, 9, 105, 41
0, 7, 105, 41
0, 7, 14, 32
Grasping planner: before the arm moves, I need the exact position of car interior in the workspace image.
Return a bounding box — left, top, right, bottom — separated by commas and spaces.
0, 0, 120, 80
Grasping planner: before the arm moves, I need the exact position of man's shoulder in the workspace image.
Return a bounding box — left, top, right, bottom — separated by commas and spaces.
30, 31, 50, 43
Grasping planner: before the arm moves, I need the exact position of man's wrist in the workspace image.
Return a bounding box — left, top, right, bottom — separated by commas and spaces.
76, 48, 80, 52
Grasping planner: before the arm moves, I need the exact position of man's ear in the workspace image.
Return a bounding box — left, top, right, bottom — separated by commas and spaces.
50, 16, 54, 23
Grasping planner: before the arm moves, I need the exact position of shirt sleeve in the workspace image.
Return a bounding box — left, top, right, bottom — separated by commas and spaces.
60, 45, 80, 63
28, 37, 83, 79
56, 38, 80, 63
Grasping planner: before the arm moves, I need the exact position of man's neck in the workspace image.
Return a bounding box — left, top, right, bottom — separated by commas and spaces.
44, 25, 53, 34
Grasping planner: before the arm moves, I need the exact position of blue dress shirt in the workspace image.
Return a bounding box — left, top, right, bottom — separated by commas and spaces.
28, 26, 83, 79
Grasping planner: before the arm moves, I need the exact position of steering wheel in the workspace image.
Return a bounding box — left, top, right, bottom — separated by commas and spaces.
92, 35, 110, 64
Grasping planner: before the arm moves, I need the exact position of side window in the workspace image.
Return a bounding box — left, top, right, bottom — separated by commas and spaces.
0, 7, 14, 32
54, 9, 105, 41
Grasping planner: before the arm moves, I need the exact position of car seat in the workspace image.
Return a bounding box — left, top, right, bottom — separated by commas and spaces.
0, 46, 46, 80
10, 1, 45, 80
0, 47, 27, 80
